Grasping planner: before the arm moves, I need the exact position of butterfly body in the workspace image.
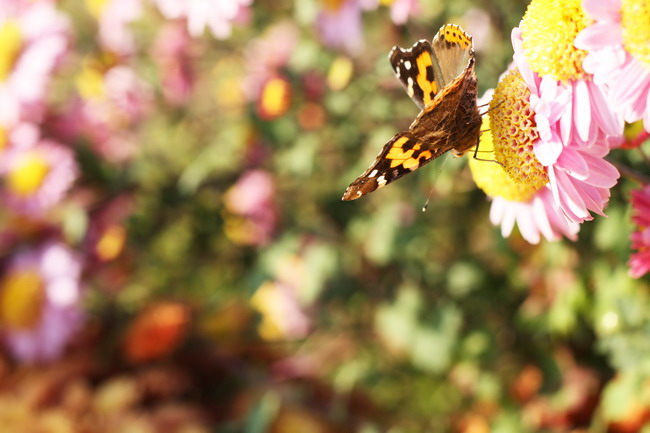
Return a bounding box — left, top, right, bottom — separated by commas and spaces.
342, 24, 481, 201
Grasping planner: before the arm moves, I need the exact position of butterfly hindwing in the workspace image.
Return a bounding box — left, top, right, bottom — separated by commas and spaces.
389, 40, 439, 109
342, 132, 445, 201
431, 24, 474, 87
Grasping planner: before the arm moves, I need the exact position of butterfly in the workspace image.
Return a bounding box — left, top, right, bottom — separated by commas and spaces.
342, 24, 482, 201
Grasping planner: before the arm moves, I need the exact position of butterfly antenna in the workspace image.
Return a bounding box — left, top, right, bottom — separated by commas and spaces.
422, 153, 451, 212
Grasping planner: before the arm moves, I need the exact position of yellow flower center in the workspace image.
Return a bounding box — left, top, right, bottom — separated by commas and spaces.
621, 0, 650, 68
0, 21, 22, 82
469, 117, 541, 202
6, 152, 51, 197
488, 69, 549, 193
521, 0, 591, 81
0, 269, 45, 330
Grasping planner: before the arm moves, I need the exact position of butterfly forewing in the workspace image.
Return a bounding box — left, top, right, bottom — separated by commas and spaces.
389, 40, 440, 109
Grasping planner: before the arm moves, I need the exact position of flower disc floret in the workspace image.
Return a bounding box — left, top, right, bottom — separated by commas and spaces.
489, 70, 548, 191
520, 0, 591, 81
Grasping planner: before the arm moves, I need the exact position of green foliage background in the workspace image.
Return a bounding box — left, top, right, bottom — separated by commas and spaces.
5, 0, 650, 432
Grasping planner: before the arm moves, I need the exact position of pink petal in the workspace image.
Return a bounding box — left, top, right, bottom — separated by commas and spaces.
587, 81, 623, 137
517, 208, 541, 244
581, 153, 620, 188
534, 136, 562, 166
575, 22, 622, 49
582, 0, 621, 21
560, 85, 573, 144
557, 147, 589, 180
555, 169, 590, 221
610, 58, 650, 106
573, 80, 592, 143
500, 204, 516, 237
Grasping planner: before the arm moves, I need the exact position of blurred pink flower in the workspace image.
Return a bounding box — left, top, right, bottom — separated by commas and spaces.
0, 0, 69, 127
629, 185, 650, 278
152, 23, 194, 106
223, 170, 278, 246
575, 0, 650, 132
489, 189, 580, 244
152, 0, 253, 39
243, 21, 298, 102
385, 0, 420, 25
512, 27, 620, 224
87, 0, 143, 55
0, 242, 84, 363
69, 64, 152, 163
0, 135, 78, 217
317, 0, 365, 54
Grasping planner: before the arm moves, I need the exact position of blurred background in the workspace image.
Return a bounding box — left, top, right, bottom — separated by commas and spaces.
0, 0, 649, 432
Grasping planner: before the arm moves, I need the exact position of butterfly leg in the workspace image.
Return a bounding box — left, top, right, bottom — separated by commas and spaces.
471, 135, 504, 166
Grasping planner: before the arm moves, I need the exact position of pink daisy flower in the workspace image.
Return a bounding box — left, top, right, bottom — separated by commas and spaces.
516, 0, 624, 144
469, 96, 580, 244
515, 29, 621, 223
152, 0, 253, 39
629, 185, 650, 278
0, 0, 69, 127
575, 0, 650, 131
0, 242, 84, 363
0, 134, 78, 217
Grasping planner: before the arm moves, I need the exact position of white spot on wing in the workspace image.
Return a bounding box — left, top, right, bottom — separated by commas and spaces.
404, 60, 411, 70
407, 77, 414, 96
377, 175, 387, 187
369, 169, 378, 177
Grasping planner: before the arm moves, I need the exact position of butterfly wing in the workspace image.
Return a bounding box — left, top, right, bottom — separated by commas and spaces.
388, 40, 440, 110
342, 132, 447, 201
431, 24, 474, 86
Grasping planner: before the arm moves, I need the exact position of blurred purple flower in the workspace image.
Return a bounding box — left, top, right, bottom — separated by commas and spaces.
87, 0, 143, 56
629, 185, 650, 278
0, 242, 84, 363
0, 134, 78, 217
152, 0, 253, 39
223, 170, 278, 246
0, 0, 69, 127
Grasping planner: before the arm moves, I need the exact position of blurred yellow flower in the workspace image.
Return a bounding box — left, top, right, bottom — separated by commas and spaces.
0, 22, 22, 82
0, 269, 44, 330
6, 152, 51, 197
